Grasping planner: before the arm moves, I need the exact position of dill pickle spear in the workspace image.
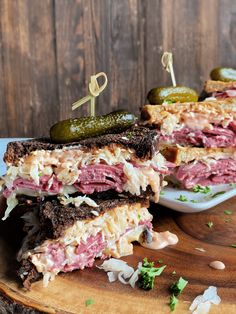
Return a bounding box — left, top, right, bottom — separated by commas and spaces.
147, 86, 198, 105
50, 110, 137, 143
210, 67, 236, 82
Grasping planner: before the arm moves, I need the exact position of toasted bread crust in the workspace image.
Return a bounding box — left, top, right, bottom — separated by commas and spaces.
141, 99, 236, 128
161, 145, 236, 166
204, 80, 236, 93
4, 126, 158, 165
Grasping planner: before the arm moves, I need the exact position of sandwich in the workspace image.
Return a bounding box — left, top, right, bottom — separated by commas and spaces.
1, 126, 167, 220
17, 192, 153, 288
161, 146, 236, 189
141, 100, 236, 148
203, 80, 236, 100
141, 101, 236, 189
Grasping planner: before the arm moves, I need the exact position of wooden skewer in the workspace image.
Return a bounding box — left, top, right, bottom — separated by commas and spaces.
161, 52, 176, 87
72, 72, 108, 116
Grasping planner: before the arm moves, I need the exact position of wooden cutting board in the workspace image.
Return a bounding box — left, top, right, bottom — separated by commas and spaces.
0, 197, 236, 314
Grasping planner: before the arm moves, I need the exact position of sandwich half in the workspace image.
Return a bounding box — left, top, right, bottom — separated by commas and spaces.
2, 126, 167, 220
204, 80, 236, 100
17, 192, 152, 288
162, 146, 236, 189
141, 102, 236, 189
141, 101, 236, 148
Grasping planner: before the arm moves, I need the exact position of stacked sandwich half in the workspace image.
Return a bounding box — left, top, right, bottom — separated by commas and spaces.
1, 126, 167, 288
203, 80, 236, 100
141, 99, 236, 189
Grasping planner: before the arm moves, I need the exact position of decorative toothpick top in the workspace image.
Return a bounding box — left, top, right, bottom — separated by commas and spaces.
72, 72, 108, 116
161, 52, 176, 86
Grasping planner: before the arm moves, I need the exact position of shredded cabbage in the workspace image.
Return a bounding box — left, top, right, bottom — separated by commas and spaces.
189, 286, 221, 314
58, 194, 98, 208
98, 258, 141, 288
2, 194, 18, 220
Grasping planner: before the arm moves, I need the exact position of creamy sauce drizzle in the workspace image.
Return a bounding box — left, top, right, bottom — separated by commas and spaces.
209, 261, 225, 270
141, 231, 179, 250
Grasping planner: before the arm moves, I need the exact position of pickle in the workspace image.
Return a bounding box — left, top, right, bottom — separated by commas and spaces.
50, 110, 137, 143
147, 86, 198, 105
210, 67, 236, 82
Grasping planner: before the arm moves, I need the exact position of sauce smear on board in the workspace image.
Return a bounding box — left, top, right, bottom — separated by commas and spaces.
141, 231, 179, 250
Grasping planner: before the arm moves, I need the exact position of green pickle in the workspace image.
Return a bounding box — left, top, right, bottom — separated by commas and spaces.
210, 67, 236, 82
50, 110, 137, 143
147, 86, 198, 105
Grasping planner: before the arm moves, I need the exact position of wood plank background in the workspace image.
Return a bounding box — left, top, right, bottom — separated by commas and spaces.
0, 0, 236, 137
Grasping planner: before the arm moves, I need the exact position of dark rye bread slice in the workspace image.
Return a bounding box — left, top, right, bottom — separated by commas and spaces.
18, 192, 150, 289
22, 191, 150, 248
4, 126, 158, 165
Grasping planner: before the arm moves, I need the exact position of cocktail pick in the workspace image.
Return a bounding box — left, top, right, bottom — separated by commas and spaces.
161, 52, 176, 87
72, 72, 108, 116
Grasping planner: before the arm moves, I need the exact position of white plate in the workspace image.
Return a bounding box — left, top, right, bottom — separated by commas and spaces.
159, 184, 236, 213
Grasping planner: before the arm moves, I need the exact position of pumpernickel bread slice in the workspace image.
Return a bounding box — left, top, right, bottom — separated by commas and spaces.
4, 126, 158, 165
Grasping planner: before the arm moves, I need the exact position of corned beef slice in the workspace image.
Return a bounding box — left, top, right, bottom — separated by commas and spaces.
46, 233, 106, 273
74, 164, 126, 194
160, 124, 236, 148
4, 164, 127, 196
212, 88, 236, 99
4, 175, 62, 197
173, 158, 236, 188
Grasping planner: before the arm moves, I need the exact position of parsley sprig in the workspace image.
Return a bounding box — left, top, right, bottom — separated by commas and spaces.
211, 191, 226, 198
85, 299, 94, 307
193, 185, 211, 194
176, 195, 188, 202
206, 221, 214, 228
170, 277, 188, 296
169, 294, 179, 311
138, 258, 166, 290
169, 277, 188, 311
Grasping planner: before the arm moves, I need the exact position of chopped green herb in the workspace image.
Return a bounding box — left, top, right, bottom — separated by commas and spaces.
211, 191, 226, 198
206, 221, 214, 228
193, 185, 211, 194
170, 277, 188, 296
160, 191, 165, 196
138, 214, 141, 220
224, 210, 232, 215
39, 172, 43, 177
138, 258, 166, 290
158, 259, 163, 263
169, 294, 179, 312
163, 99, 174, 104
229, 183, 236, 187
231, 244, 236, 248
126, 132, 134, 140
190, 199, 199, 203
176, 195, 188, 202
172, 271, 176, 275
85, 299, 94, 307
